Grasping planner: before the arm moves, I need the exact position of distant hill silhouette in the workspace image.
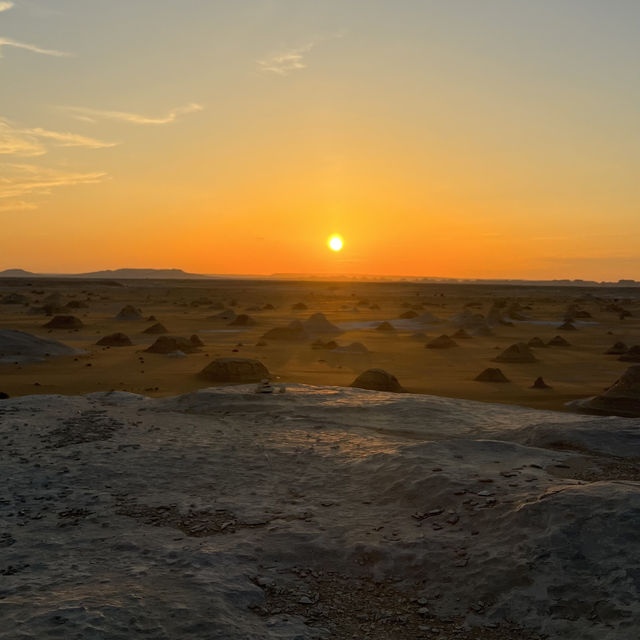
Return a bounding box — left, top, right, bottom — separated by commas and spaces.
0, 268, 210, 280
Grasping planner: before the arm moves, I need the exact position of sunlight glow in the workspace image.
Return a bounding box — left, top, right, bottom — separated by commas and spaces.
328, 235, 343, 252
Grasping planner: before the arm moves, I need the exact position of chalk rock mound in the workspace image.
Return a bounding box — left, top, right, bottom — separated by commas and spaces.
143, 322, 168, 335
209, 309, 236, 321
43, 315, 83, 330
303, 312, 341, 334
527, 337, 546, 348
452, 328, 472, 339
576, 365, 640, 417
449, 310, 485, 330
350, 369, 403, 392
1, 292, 29, 304
116, 305, 143, 321
228, 314, 255, 327
426, 334, 457, 349
96, 332, 132, 347
619, 345, 640, 362
261, 320, 308, 342
333, 342, 369, 355
605, 341, 628, 355
475, 367, 509, 383
415, 311, 441, 324
548, 335, 571, 347
375, 321, 395, 332
199, 357, 269, 383
494, 343, 537, 363
558, 320, 577, 331
145, 336, 201, 354
398, 309, 419, 319
531, 376, 552, 389
0, 329, 77, 363
190, 334, 204, 347
311, 339, 339, 350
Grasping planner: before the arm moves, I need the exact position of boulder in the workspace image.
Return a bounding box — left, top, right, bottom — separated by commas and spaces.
426, 335, 458, 349
145, 336, 201, 354
531, 376, 552, 389
43, 315, 83, 330
199, 357, 270, 383
0, 329, 77, 363
350, 369, 403, 392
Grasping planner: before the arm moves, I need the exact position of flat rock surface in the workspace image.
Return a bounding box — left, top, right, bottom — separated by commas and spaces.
1, 385, 639, 639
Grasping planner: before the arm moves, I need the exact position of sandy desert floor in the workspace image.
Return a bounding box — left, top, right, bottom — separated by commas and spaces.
1, 277, 640, 411
1, 278, 639, 639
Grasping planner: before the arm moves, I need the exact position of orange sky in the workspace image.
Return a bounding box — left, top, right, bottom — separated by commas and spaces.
1, 1, 639, 280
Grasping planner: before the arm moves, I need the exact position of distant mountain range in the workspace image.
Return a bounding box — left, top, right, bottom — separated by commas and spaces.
0, 268, 211, 279
0, 268, 638, 286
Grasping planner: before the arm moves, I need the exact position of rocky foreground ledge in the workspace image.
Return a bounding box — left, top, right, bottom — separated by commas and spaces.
1, 386, 639, 639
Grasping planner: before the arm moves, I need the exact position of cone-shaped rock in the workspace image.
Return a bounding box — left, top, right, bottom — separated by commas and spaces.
605, 342, 628, 355
262, 320, 308, 341
303, 313, 341, 334
351, 369, 403, 392
453, 328, 472, 339
143, 322, 168, 335
228, 314, 254, 327
531, 376, 552, 389
375, 321, 395, 332
116, 305, 143, 321
199, 357, 269, 383
548, 335, 571, 347
558, 320, 577, 331
527, 337, 546, 348
475, 368, 510, 383
577, 365, 640, 417
494, 342, 537, 363
398, 309, 419, 319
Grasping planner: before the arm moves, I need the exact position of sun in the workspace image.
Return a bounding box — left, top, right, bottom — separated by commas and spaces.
328, 235, 343, 252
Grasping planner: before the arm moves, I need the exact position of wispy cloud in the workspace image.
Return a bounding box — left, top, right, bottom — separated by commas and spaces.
63, 103, 204, 125
0, 37, 70, 58
258, 31, 346, 76
0, 2, 15, 13
0, 163, 108, 200
0, 118, 117, 156
258, 45, 312, 75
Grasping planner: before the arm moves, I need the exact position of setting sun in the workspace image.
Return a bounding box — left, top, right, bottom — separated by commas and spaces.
328, 235, 343, 252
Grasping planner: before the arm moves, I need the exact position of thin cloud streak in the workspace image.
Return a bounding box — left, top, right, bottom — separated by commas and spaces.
0, 200, 37, 213
0, 37, 70, 58
0, 163, 108, 199
258, 45, 311, 75
63, 103, 204, 125
0, 118, 117, 155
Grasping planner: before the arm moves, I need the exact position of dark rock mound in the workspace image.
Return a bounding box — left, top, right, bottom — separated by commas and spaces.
199, 357, 269, 383
527, 337, 546, 348
190, 334, 204, 347
143, 322, 168, 335
398, 310, 419, 319
531, 376, 552, 389
408, 332, 428, 341
452, 329, 472, 339
0, 392, 9, 399
65, 300, 88, 309
558, 320, 577, 331
228, 314, 255, 327
292, 302, 308, 311
0, 329, 77, 363
494, 343, 537, 363
263, 303, 275, 310
475, 367, 509, 383
303, 313, 341, 334
426, 335, 457, 349
619, 345, 640, 362
548, 335, 571, 347
261, 320, 308, 342
577, 365, 640, 417
375, 321, 395, 332
209, 309, 237, 321
96, 332, 132, 347
605, 342, 628, 355
350, 369, 403, 392
116, 305, 143, 321
43, 315, 83, 330
145, 336, 201, 354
